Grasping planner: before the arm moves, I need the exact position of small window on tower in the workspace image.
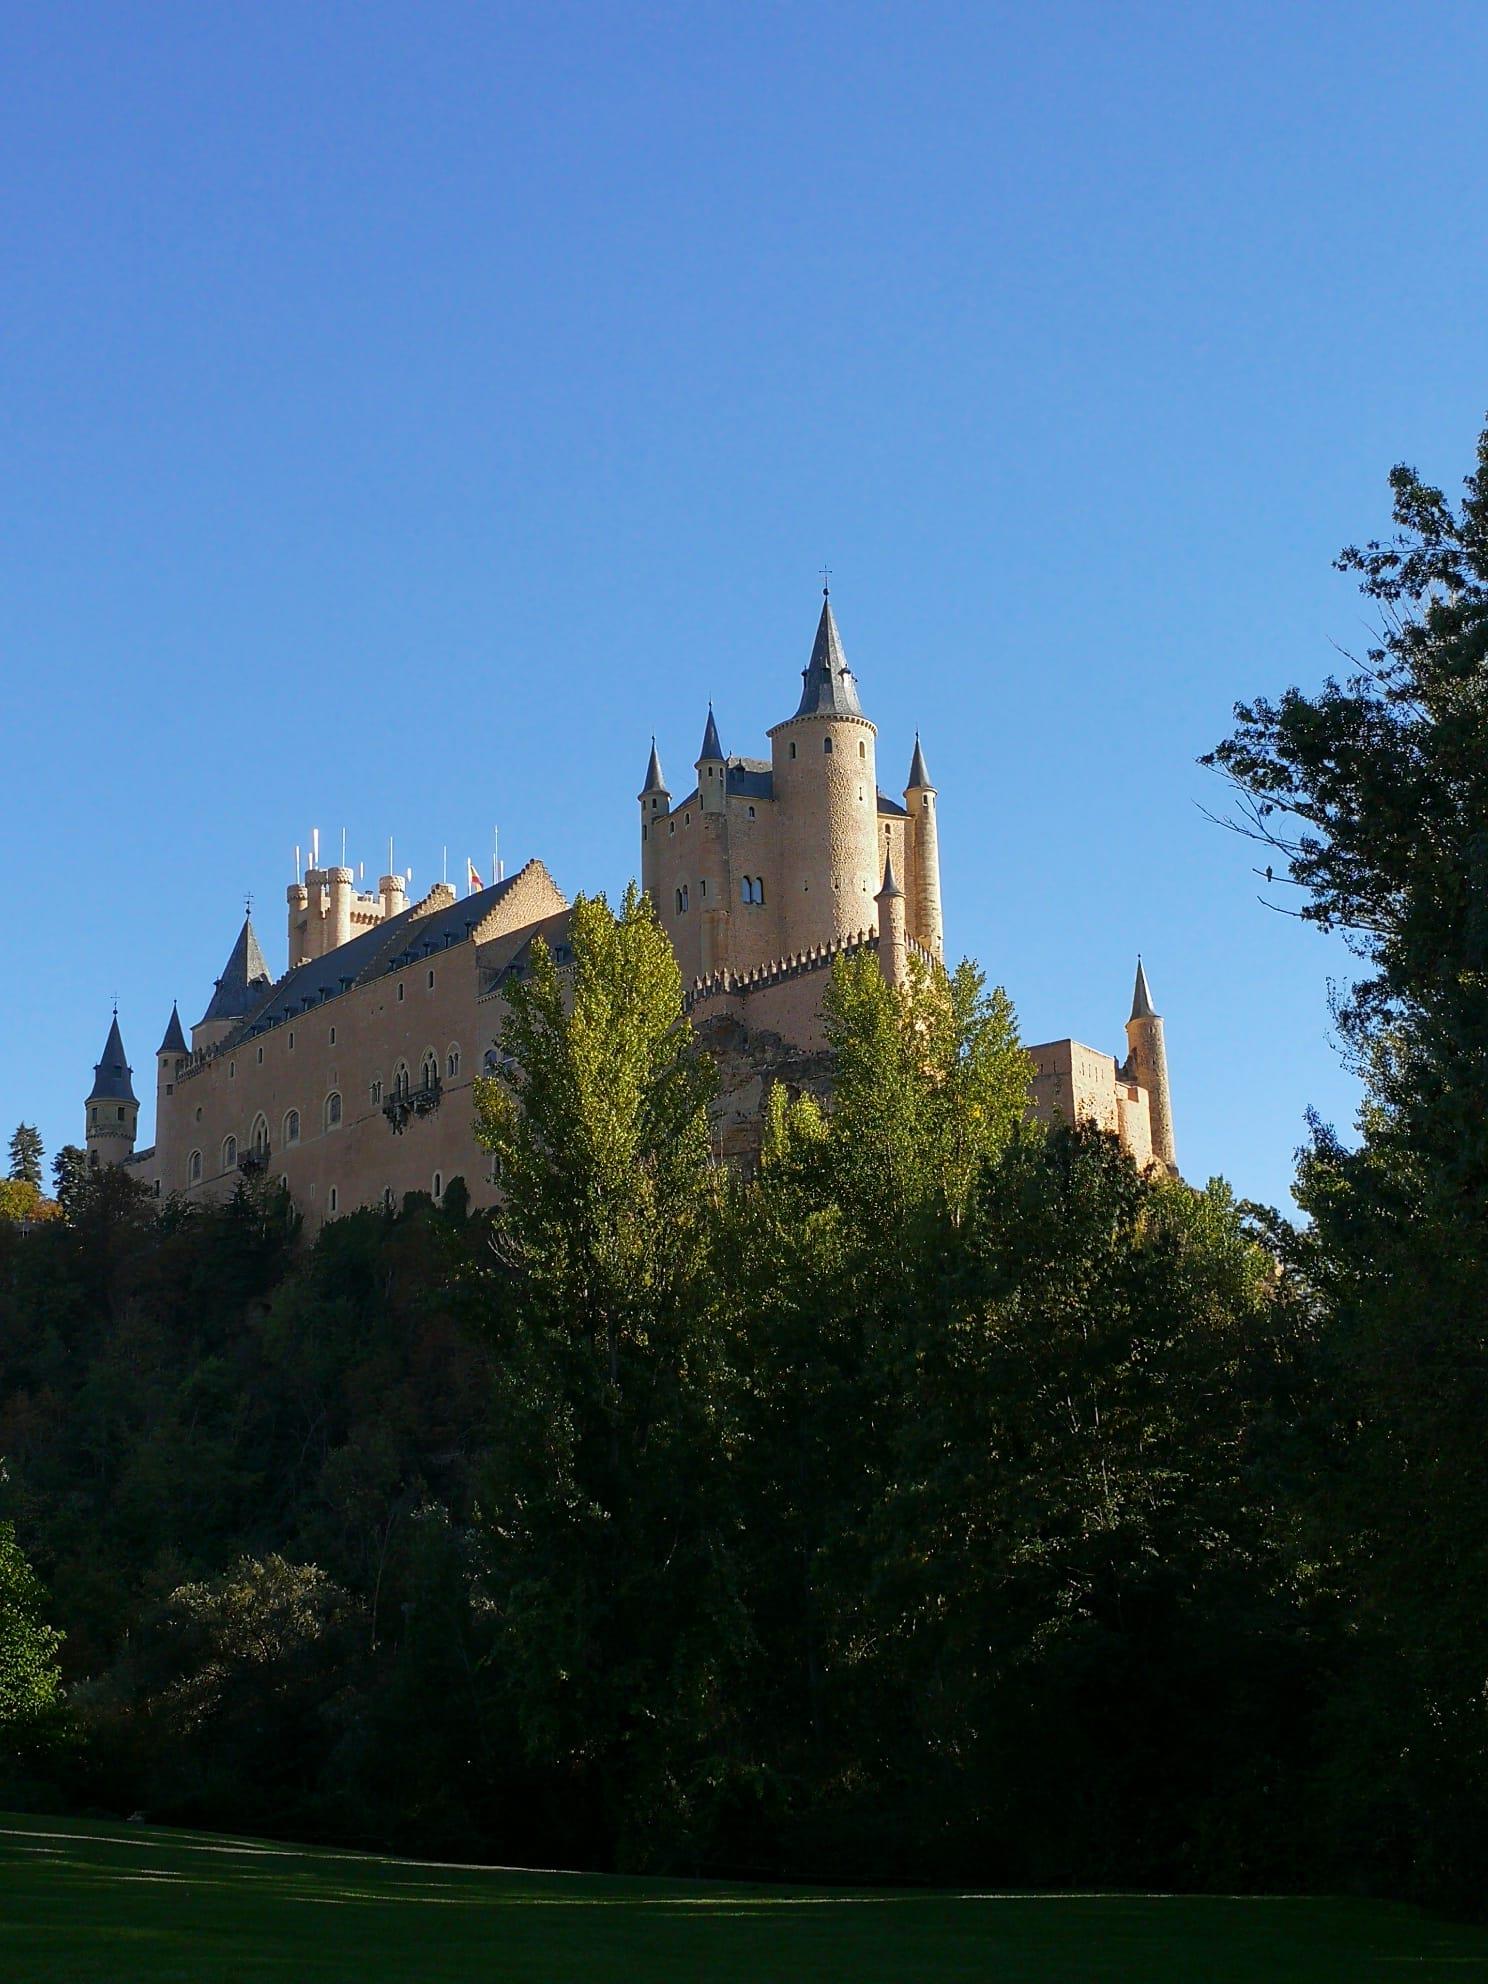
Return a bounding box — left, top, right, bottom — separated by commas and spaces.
823, 736, 833, 755
789, 742, 797, 759
859, 741, 865, 759
329, 1187, 338, 1215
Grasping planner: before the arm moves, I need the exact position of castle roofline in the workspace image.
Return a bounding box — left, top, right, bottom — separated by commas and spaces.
907, 732, 933, 789
697, 704, 724, 762
640, 737, 668, 797
157, 1003, 188, 1056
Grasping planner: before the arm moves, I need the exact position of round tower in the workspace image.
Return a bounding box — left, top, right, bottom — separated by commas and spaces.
768, 590, 880, 956
1125, 958, 1177, 1174
875, 850, 908, 990
638, 736, 671, 912
154, 1002, 188, 1186
326, 865, 355, 951
286, 882, 310, 967
904, 733, 943, 963
380, 872, 409, 921
85, 1010, 139, 1169
693, 706, 731, 974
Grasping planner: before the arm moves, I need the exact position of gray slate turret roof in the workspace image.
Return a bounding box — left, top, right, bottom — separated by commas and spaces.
199, 918, 273, 1027
906, 733, 933, 789
641, 738, 668, 796
793, 593, 864, 719
157, 1003, 188, 1056
697, 705, 724, 761
88, 1013, 137, 1103
1130, 957, 1158, 1021
876, 849, 904, 899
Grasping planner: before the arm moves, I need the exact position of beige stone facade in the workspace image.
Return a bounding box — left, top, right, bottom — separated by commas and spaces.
96, 591, 1176, 1223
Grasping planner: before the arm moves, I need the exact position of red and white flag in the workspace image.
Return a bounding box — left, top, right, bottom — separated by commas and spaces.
467, 859, 483, 894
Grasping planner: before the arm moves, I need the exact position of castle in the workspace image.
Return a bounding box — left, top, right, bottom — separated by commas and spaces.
85, 592, 1176, 1221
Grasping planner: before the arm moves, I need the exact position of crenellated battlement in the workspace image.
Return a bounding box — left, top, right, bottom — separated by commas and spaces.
681, 924, 934, 1014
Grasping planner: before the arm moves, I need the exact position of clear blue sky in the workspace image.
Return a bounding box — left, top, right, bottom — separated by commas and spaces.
5, 1, 1486, 1209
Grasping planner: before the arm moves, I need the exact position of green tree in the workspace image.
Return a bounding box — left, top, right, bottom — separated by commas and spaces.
50, 1146, 87, 1220
1207, 417, 1488, 1904
472, 888, 745, 1868
0, 1522, 63, 1728
8, 1125, 42, 1189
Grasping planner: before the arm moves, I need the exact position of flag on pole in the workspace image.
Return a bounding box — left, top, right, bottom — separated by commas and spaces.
467, 859, 483, 895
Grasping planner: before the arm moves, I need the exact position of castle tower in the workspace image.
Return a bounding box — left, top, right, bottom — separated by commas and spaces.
380, 872, 409, 921
154, 1002, 188, 1186
326, 865, 355, 951
875, 849, 908, 990
1125, 958, 1177, 1174
768, 590, 880, 955
85, 1010, 138, 1168
193, 915, 272, 1054
286, 881, 311, 967
694, 706, 731, 974
638, 737, 670, 911
904, 733, 943, 963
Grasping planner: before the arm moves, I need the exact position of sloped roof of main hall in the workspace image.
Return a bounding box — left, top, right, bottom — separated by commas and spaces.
217, 868, 547, 1050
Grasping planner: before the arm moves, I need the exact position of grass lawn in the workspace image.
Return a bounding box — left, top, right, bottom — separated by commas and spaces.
3, 1811, 1488, 1983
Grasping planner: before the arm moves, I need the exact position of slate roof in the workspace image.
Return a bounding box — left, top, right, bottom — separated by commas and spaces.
641, 739, 668, 796
726, 757, 773, 800
875, 791, 908, 818
1130, 958, 1158, 1021
876, 849, 904, 899
157, 1004, 188, 1056
907, 733, 933, 789
698, 705, 724, 761
199, 919, 273, 1026
793, 593, 864, 719
88, 1014, 136, 1103
217, 871, 540, 1051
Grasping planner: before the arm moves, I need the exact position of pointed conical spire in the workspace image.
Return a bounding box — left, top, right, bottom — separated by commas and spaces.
876, 848, 904, 899
697, 703, 724, 762
1130, 956, 1158, 1022
199, 917, 272, 1027
87, 1011, 137, 1103
157, 1002, 188, 1057
906, 732, 933, 790
794, 589, 864, 718
640, 736, 668, 797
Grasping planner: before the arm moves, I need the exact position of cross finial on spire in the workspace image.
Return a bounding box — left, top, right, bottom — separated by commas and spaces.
245, 892, 254, 919
820, 564, 832, 596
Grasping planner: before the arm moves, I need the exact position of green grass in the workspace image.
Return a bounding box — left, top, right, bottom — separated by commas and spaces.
3, 1812, 1488, 1983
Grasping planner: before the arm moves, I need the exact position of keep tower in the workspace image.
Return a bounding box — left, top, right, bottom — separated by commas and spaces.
85, 1010, 138, 1168
767, 589, 881, 955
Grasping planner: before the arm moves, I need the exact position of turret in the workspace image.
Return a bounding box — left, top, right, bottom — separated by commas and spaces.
696, 704, 726, 817
85, 1010, 138, 1168
768, 589, 880, 955
326, 865, 354, 951
638, 736, 670, 909
286, 882, 310, 967
194, 916, 272, 1054
875, 850, 908, 990
153, 1003, 189, 1187
1125, 958, 1177, 1174
379, 872, 409, 922
904, 732, 943, 963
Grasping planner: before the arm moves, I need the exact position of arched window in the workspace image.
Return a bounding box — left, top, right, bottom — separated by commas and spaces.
789, 741, 797, 759
823, 735, 833, 754
858, 740, 865, 759
421, 1050, 439, 1091
284, 1109, 300, 1145
370, 1077, 383, 1107
674, 887, 683, 913
222, 1135, 237, 1170
328, 1186, 338, 1215
188, 1149, 203, 1184
740, 876, 751, 903
753, 877, 765, 904
324, 1091, 342, 1130
446, 1044, 461, 1079
251, 1115, 269, 1158
681, 884, 689, 912
393, 1062, 410, 1100
432, 1171, 443, 1201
